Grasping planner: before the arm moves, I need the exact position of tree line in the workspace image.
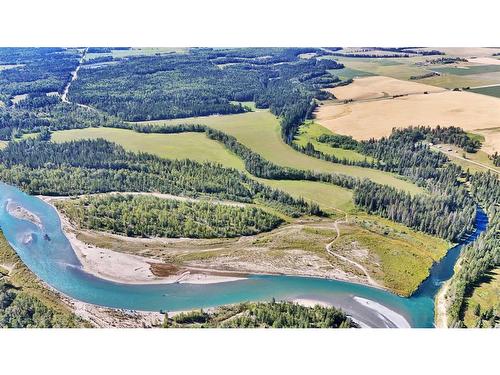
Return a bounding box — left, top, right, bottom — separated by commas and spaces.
446, 171, 500, 327
56, 194, 284, 238
164, 300, 356, 328
0, 138, 318, 217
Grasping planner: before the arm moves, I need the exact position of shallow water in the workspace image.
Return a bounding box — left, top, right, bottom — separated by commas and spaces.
0, 182, 487, 327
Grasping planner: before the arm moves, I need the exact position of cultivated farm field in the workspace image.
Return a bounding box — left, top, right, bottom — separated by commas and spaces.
316, 89, 500, 153
328, 76, 444, 101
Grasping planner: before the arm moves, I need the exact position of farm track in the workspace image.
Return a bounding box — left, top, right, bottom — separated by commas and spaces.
430, 145, 500, 174
325, 212, 380, 288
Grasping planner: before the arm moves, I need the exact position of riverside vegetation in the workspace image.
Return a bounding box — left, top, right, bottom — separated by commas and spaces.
0, 47, 498, 328
0, 231, 85, 328
163, 300, 356, 328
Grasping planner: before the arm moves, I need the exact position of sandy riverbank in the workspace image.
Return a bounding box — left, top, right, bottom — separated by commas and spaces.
435, 280, 450, 328
39, 196, 246, 286
6, 198, 43, 229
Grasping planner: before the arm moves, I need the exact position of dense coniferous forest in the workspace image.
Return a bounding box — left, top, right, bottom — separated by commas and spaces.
354, 180, 475, 241
0, 138, 318, 217
68, 48, 343, 144
446, 172, 500, 327
0, 101, 123, 140
56, 194, 283, 238
0, 48, 80, 101
164, 300, 356, 328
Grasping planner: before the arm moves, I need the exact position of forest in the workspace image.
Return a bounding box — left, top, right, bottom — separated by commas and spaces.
0, 100, 123, 140
0, 48, 80, 101
56, 194, 283, 238
0, 280, 80, 328
446, 172, 500, 327
68, 48, 343, 145
163, 300, 356, 328
0, 138, 318, 217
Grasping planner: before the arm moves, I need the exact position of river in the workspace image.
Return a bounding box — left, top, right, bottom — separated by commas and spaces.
0, 182, 488, 327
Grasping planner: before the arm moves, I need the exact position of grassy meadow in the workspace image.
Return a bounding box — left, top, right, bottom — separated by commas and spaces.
337, 216, 450, 296
295, 121, 372, 163
133, 110, 422, 195
462, 268, 500, 328
51, 127, 245, 170
256, 178, 355, 213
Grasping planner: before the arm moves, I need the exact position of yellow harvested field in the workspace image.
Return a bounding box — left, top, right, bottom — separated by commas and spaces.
315, 90, 500, 153
328, 76, 444, 101
472, 127, 500, 155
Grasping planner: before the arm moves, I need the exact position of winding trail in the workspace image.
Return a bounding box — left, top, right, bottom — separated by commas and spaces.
325, 212, 380, 288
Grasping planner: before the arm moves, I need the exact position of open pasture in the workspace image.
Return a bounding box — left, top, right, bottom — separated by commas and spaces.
469, 85, 500, 99
295, 121, 371, 163
51, 127, 245, 170
134, 111, 422, 194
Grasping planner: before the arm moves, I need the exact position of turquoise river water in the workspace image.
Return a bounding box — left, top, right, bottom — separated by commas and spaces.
0, 182, 488, 327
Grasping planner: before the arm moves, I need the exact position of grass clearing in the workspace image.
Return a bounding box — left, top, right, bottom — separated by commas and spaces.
336, 215, 450, 296
133, 110, 422, 194
230, 101, 257, 110
0, 140, 7, 150
49, 125, 356, 213
295, 121, 372, 163
462, 268, 500, 328
51, 127, 245, 170
256, 178, 355, 213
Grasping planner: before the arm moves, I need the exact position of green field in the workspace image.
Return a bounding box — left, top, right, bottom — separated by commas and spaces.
49, 126, 355, 213
419, 74, 491, 89
133, 111, 422, 195
230, 101, 257, 111
0, 140, 7, 150
295, 121, 373, 163
256, 178, 355, 213
328, 57, 429, 80
469, 85, 500, 98
433, 65, 500, 76
328, 67, 376, 81
463, 268, 500, 328
339, 216, 450, 296
51, 127, 245, 170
